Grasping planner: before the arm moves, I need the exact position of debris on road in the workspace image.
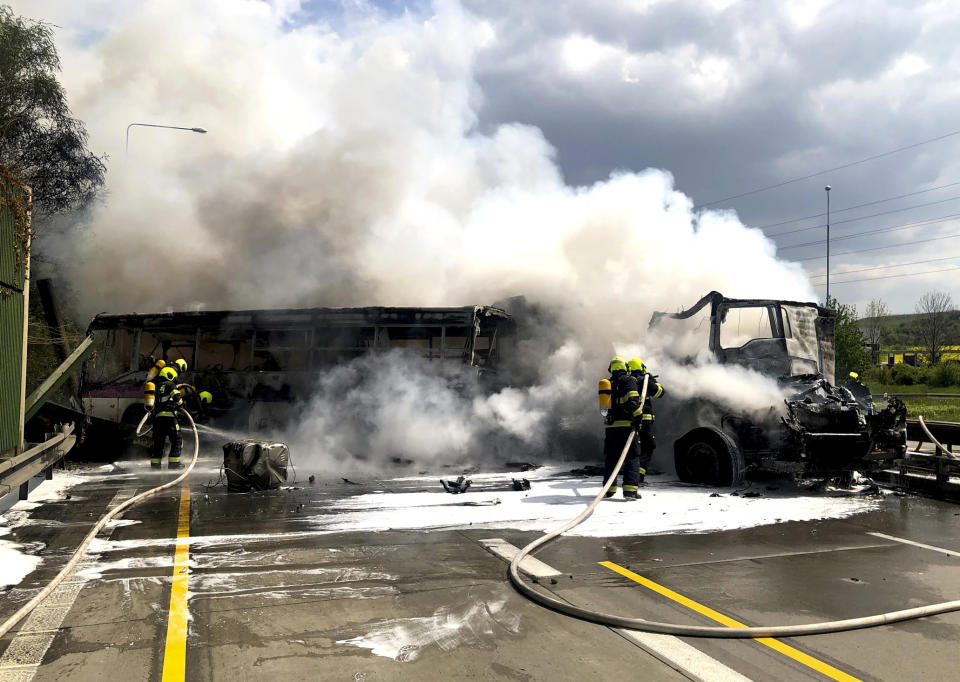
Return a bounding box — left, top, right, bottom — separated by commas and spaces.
441, 477, 472, 494
440, 477, 531, 494
505, 462, 540, 471
223, 440, 290, 492
565, 465, 605, 477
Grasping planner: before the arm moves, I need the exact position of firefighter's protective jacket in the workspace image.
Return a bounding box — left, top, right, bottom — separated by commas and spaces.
605, 372, 643, 429
153, 378, 183, 418
637, 373, 665, 426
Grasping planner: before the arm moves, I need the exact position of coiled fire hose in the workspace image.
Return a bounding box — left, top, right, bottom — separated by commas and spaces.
0, 410, 199, 640
509, 375, 960, 637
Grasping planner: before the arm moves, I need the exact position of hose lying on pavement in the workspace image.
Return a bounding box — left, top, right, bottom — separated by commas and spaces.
509, 375, 960, 638
0, 410, 199, 640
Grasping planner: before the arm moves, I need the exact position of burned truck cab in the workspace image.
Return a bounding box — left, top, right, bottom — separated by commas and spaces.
650, 292, 906, 485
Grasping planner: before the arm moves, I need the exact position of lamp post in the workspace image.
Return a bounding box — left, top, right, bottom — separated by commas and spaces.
825, 184, 832, 305
125, 123, 207, 154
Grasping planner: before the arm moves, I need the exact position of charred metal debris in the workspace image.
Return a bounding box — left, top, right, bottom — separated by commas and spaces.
650, 291, 907, 486
440, 475, 532, 494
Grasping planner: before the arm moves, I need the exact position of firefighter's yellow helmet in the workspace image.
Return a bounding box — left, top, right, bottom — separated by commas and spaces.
159, 366, 178, 381
608, 356, 627, 373
174, 358, 188, 374
199, 390, 213, 404
849, 371, 859, 380
627, 357, 645, 373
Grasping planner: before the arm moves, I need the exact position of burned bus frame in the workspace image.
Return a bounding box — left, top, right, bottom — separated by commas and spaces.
81, 305, 515, 433
650, 291, 907, 485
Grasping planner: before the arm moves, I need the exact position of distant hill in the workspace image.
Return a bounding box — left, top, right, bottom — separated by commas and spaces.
859, 310, 960, 348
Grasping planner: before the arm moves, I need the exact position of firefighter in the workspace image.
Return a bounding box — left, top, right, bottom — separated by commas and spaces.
151, 365, 184, 469
172, 358, 188, 377
628, 358, 664, 485
845, 371, 874, 414
169, 359, 212, 422
602, 356, 644, 500
179, 384, 214, 422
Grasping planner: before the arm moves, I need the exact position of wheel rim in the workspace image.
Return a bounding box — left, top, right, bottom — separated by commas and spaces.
685, 441, 721, 484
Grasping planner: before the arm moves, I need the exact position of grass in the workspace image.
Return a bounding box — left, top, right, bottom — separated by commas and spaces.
869, 384, 960, 395
897, 398, 960, 423
866, 384, 960, 422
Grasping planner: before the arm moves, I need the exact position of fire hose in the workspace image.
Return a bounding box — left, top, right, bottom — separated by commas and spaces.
0, 410, 199, 640
918, 415, 960, 460
509, 374, 960, 637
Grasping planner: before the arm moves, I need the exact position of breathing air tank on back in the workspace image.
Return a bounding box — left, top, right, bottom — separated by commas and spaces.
145, 358, 166, 382
598, 378, 611, 417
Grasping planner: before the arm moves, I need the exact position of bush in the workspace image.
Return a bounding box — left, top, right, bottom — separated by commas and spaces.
888, 364, 930, 386
929, 361, 960, 388
861, 366, 886, 385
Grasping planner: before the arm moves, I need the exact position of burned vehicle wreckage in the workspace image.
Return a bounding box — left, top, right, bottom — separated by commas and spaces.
79, 305, 515, 444
650, 292, 907, 485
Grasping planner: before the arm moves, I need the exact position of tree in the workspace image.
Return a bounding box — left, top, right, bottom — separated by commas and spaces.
0, 5, 105, 218
863, 298, 889, 364
914, 291, 954, 364
827, 297, 870, 380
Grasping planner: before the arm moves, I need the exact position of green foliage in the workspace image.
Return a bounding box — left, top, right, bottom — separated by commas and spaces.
887, 363, 930, 386
826, 297, 869, 381
0, 5, 105, 217
929, 361, 960, 388
868, 310, 960, 349
900, 398, 960, 422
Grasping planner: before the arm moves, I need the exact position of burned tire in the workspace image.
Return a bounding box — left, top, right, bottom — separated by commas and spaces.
674, 428, 745, 486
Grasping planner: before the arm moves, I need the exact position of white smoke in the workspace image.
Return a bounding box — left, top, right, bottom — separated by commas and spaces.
37, 0, 815, 467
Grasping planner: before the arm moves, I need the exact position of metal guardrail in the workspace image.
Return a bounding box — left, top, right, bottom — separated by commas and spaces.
906, 419, 960, 449
0, 423, 76, 499
875, 419, 960, 500
872, 393, 960, 399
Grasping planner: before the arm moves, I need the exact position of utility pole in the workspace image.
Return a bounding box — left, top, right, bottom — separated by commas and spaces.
825, 185, 831, 304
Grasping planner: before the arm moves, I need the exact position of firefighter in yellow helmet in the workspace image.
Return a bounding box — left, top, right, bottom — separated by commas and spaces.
180, 384, 214, 422
844, 371, 873, 414
628, 358, 664, 485
150, 365, 184, 469
601, 356, 643, 500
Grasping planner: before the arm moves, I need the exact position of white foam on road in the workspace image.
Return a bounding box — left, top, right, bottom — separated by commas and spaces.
312, 473, 884, 537
337, 599, 520, 662
0, 539, 42, 590
0, 470, 123, 589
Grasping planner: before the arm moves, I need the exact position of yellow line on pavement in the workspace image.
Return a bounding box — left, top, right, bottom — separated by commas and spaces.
161, 484, 191, 682
599, 561, 861, 682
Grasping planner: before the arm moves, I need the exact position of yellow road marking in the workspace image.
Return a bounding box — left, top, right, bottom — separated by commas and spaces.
599, 561, 861, 682
161, 484, 191, 682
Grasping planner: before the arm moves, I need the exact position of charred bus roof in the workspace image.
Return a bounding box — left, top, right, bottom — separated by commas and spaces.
88, 305, 513, 333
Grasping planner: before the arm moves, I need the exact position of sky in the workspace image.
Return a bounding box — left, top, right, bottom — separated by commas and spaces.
10, 0, 960, 315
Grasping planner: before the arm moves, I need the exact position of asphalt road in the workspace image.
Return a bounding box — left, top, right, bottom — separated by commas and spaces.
1, 447, 959, 682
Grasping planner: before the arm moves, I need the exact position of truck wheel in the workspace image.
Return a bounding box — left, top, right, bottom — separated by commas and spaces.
675, 429, 745, 486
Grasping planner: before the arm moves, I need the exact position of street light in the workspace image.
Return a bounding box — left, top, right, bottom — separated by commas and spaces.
825, 184, 831, 304
125, 123, 207, 154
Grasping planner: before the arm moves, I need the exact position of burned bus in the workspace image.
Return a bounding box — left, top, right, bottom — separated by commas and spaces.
80, 305, 515, 438
649, 292, 907, 485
